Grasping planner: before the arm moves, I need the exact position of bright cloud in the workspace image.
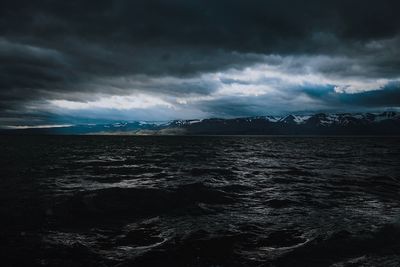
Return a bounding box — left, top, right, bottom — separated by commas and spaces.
50, 94, 175, 110
42, 55, 400, 121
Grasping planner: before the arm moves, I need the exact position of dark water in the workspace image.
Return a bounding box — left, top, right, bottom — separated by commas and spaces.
1, 136, 400, 267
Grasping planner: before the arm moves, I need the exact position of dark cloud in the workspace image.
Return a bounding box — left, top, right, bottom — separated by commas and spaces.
3, 0, 399, 49
339, 82, 400, 107
301, 83, 400, 110
0, 0, 400, 123
194, 84, 400, 118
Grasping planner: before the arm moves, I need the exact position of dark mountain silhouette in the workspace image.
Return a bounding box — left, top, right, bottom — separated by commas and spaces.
1, 112, 399, 135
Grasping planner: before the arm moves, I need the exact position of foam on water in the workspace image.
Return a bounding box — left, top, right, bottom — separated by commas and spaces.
0, 136, 399, 266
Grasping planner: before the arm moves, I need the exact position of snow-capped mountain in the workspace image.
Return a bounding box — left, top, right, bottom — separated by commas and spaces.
167, 112, 400, 135
2, 112, 399, 135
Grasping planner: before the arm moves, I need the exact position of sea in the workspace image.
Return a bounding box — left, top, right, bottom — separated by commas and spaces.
0, 136, 399, 266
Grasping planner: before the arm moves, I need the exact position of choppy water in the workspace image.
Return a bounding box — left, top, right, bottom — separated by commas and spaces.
1, 136, 400, 267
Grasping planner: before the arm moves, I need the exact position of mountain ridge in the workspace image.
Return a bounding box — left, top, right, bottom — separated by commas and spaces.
1, 111, 400, 135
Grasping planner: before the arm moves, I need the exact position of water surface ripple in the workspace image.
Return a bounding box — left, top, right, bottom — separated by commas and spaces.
0, 136, 399, 266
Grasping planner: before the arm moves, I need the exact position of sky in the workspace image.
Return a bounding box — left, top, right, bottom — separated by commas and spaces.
1, 0, 400, 126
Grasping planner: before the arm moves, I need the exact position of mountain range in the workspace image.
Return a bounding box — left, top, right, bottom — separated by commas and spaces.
1, 112, 400, 135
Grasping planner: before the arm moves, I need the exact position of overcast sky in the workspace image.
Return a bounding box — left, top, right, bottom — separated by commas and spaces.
1, 0, 400, 125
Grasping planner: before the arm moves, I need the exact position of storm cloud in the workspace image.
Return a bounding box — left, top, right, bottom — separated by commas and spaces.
1, 0, 400, 124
